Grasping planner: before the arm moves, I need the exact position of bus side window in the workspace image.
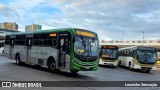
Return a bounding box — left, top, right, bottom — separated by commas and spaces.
33, 34, 40, 46
123, 51, 125, 56
124, 50, 126, 56
26, 38, 32, 46
41, 33, 48, 46
2, 43, 4, 47
5, 40, 9, 45
132, 50, 136, 58
61, 39, 70, 53
10, 39, 15, 45
117, 51, 119, 56
48, 37, 57, 47
118, 51, 120, 56
99, 50, 102, 56
129, 51, 132, 57
127, 51, 129, 56
60, 39, 64, 46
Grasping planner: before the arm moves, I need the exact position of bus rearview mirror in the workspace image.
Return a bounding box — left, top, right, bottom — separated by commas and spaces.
72, 38, 75, 42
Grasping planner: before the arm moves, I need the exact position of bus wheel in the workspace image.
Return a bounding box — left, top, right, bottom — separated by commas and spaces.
118, 61, 121, 66
15, 54, 22, 65
71, 70, 79, 74
2, 50, 4, 56
128, 62, 132, 70
145, 70, 150, 73
48, 61, 57, 73
112, 66, 116, 68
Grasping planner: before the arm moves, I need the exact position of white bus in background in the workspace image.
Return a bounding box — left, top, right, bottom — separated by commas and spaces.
99, 45, 119, 67
118, 46, 158, 73
157, 52, 160, 68
0, 41, 4, 55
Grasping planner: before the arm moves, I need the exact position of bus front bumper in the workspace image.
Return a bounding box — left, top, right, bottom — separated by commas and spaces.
133, 64, 156, 70
71, 65, 97, 71
99, 59, 118, 66
70, 61, 98, 71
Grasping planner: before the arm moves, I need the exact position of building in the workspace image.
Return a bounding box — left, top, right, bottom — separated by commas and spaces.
0, 22, 18, 31
0, 28, 19, 40
25, 23, 42, 32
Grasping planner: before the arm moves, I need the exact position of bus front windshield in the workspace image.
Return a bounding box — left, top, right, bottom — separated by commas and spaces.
101, 49, 118, 59
137, 50, 157, 64
74, 36, 99, 57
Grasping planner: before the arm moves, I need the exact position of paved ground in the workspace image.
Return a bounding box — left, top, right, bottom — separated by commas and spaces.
0, 56, 160, 90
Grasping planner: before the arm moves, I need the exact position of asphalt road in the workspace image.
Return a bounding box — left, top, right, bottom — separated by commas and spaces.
0, 56, 160, 90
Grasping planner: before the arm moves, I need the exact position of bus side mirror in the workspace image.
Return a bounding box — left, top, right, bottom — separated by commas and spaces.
72, 38, 75, 42
117, 53, 119, 57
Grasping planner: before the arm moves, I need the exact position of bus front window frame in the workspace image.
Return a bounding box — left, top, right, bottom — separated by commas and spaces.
73, 35, 99, 62
137, 49, 157, 64
74, 35, 98, 56
100, 48, 118, 60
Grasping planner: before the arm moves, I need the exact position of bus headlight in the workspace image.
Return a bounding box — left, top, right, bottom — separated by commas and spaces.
134, 64, 141, 69
72, 60, 79, 64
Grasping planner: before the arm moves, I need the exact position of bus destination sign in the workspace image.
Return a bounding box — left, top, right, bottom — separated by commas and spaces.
76, 30, 94, 37
101, 45, 117, 49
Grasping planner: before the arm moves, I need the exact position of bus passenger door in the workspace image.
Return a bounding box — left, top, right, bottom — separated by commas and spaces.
9, 38, 15, 59
26, 37, 32, 64
58, 37, 70, 68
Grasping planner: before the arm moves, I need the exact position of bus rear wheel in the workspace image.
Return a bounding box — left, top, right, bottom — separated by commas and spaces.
2, 50, 4, 56
145, 70, 150, 73
70, 70, 79, 74
48, 61, 58, 73
15, 54, 22, 65
118, 61, 121, 66
128, 62, 132, 70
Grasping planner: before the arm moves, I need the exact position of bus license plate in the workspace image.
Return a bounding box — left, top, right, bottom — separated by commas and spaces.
85, 67, 90, 69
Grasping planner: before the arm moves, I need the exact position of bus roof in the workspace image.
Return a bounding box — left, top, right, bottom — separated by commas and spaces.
119, 46, 157, 50
6, 28, 96, 36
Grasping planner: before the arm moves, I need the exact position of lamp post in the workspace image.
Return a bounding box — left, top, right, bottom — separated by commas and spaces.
123, 25, 126, 47
142, 30, 144, 45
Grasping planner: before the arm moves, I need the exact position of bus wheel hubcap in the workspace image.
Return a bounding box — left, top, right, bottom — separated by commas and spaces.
50, 63, 55, 70
16, 56, 19, 63
129, 64, 131, 70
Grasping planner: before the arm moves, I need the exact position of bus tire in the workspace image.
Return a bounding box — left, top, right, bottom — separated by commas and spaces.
71, 70, 79, 74
128, 62, 132, 70
48, 60, 57, 73
98, 64, 102, 67
113, 66, 116, 68
2, 50, 4, 56
145, 70, 150, 73
118, 61, 121, 66
15, 54, 22, 65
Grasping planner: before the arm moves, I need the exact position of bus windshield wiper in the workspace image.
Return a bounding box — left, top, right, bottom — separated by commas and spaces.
80, 36, 89, 56
81, 49, 88, 56
80, 36, 86, 48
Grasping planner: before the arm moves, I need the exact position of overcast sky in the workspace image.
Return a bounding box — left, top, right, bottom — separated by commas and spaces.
0, 0, 160, 41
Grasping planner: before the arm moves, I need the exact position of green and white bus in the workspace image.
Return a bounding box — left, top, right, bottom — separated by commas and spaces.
99, 45, 119, 67
4, 28, 99, 73
118, 46, 158, 73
